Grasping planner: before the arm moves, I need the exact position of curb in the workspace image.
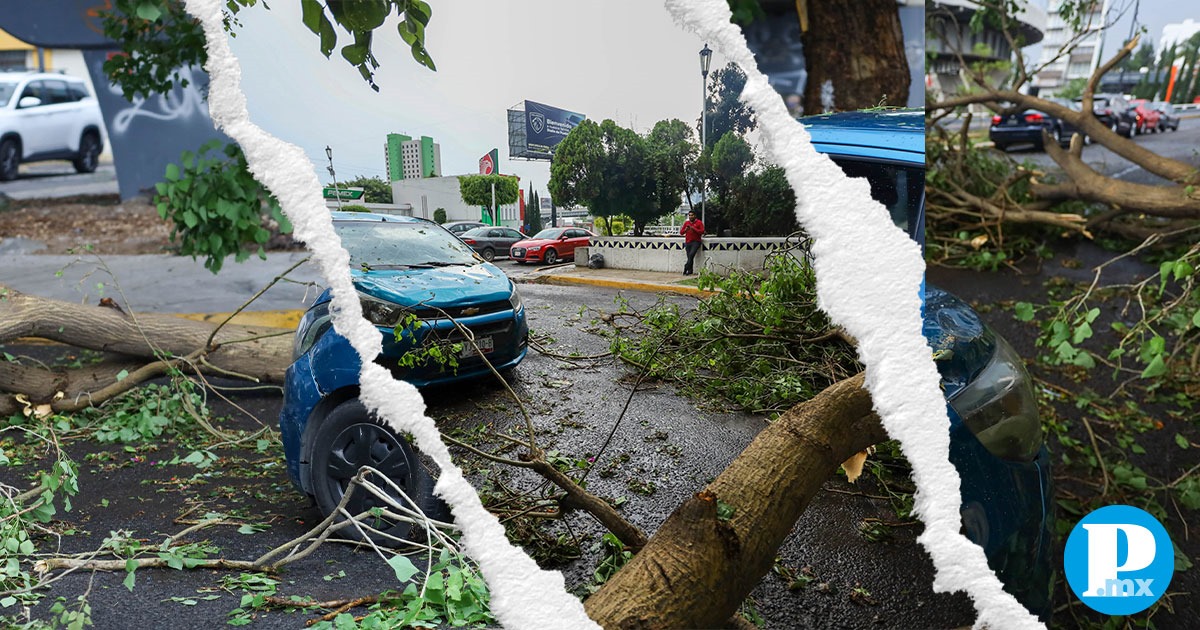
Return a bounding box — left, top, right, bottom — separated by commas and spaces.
524, 273, 715, 298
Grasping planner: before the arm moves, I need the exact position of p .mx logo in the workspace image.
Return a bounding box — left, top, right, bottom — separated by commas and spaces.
1064, 505, 1175, 615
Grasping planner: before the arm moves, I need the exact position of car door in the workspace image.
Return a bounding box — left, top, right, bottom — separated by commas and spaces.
500, 228, 524, 251
564, 229, 589, 258
15, 80, 52, 155
38, 80, 76, 153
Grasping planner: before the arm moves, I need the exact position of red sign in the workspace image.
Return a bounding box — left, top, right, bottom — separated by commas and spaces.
479, 148, 498, 175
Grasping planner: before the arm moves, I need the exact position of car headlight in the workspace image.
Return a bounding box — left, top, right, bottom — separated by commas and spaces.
508, 287, 523, 312
527, 246, 541, 252
358, 291, 407, 327
948, 332, 1043, 461
293, 301, 332, 360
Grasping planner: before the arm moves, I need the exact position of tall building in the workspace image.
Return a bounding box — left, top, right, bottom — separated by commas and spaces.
1034, 0, 1112, 95
384, 133, 441, 182
1159, 19, 1200, 59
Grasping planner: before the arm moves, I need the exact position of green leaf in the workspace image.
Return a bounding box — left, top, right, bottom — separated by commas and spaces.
341, 43, 368, 65
318, 11, 337, 57
1013, 302, 1034, 322
1140, 354, 1167, 379
1176, 541, 1194, 572
1176, 434, 1190, 449
387, 555, 419, 582
123, 559, 137, 591
1192, 310, 1200, 328
1072, 322, 1092, 344
116, 369, 129, 381
136, 1, 163, 21
300, 0, 323, 34
1173, 260, 1195, 281
1072, 351, 1095, 369
165, 162, 180, 181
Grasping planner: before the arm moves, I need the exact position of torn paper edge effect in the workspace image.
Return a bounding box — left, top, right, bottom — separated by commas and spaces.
184, 1, 599, 627
661, 1, 1043, 628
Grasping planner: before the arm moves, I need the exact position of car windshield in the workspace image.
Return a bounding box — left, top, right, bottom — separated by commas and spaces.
335, 221, 479, 269
460, 227, 489, 237
0, 82, 17, 107
531, 228, 565, 239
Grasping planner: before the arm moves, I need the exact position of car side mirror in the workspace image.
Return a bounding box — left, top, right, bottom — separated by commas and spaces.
559, 234, 569, 240
18, 96, 41, 108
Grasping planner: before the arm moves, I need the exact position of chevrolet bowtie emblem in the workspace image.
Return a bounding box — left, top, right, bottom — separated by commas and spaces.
461, 307, 480, 316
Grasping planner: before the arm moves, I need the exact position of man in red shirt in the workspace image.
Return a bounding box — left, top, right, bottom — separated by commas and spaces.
680, 210, 704, 275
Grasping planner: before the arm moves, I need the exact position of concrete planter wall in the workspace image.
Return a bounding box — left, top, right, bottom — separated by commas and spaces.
581, 236, 807, 274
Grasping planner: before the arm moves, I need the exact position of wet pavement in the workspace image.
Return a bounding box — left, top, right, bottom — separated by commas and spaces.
1, 256, 982, 629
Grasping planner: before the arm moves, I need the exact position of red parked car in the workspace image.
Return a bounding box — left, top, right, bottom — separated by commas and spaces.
1128, 99, 1162, 134
509, 227, 595, 264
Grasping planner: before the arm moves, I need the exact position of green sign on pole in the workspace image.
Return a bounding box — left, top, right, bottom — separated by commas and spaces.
323, 187, 364, 200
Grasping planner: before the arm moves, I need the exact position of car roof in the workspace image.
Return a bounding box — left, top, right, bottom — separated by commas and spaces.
0, 71, 85, 83
330, 211, 426, 224
800, 109, 924, 166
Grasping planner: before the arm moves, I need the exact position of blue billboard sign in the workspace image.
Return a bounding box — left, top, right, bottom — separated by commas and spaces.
524, 101, 585, 159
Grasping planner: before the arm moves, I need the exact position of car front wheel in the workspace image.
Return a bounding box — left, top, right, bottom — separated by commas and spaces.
308, 399, 450, 545
0, 139, 19, 181
543, 249, 559, 265
481, 247, 495, 262
73, 132, 101, 174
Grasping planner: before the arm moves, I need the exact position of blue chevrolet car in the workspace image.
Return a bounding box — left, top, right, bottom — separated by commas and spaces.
805, 110, 1055, 618
280, 212, 528, 538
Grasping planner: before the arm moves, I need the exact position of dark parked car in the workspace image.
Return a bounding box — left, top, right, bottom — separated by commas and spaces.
989, 100, 1080, 151
1127, 99, 1162, 134
1075, 93, 1134, 137
1151, 101, 1181, 131
804, 110, 1054, 619
280, 212, 528, 541
458, 226, 526, 261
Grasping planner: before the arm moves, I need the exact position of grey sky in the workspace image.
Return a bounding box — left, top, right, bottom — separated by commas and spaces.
227, 1, 727, 197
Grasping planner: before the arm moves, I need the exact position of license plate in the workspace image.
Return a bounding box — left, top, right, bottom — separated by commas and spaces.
1005, 119, 1019, 126
460, 336, 493, 357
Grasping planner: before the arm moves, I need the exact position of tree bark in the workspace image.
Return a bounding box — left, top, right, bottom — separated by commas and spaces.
0, 285, 293, 413
800, 1, 910, 113
584, 373, 886, 628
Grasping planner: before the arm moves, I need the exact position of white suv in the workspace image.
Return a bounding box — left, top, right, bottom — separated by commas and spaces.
0, 71, 105, 181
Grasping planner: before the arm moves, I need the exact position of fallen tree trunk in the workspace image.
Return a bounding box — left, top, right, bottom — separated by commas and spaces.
0, 285, 293, 415
584, 372, 886, 628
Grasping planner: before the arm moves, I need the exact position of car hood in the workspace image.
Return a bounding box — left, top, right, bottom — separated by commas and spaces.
512, 238, 562, 248
318, 263, 513, 309
923, 285, 996, 398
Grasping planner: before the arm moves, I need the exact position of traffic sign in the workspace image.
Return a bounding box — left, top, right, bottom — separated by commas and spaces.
323, 187, 364, 200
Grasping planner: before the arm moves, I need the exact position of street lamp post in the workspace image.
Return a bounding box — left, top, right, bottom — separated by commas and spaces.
326, 145, 343, 210
699, 43, 712, 228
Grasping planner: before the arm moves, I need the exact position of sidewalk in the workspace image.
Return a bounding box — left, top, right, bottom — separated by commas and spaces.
519, 264, 716, 297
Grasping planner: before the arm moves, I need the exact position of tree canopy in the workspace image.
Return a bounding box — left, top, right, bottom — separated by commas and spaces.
459, 175, 519, 225
331, 175, 393, 204
549, 119, 693, 236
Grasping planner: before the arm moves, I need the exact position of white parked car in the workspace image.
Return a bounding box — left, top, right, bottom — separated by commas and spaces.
0, 71, 105, 181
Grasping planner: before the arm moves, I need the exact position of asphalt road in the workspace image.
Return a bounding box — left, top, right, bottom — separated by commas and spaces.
0, 163, 119, 200
2, 280, 978, 629
1002, 118, 1200, 186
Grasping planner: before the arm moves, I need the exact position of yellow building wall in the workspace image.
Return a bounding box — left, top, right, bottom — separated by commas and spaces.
0, 28, 35, 51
